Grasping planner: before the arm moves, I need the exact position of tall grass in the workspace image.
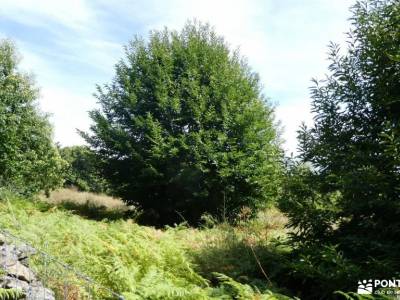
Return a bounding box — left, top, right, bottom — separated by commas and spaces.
0, 190, 293, 299
44, 188, 126, 209
40, 188, 135, 221
179, 208, 290, 289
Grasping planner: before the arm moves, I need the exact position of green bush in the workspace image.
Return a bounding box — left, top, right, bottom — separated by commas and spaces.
59, 146, 109, 193
82, 22, 283, 225
283, 245, 362, 299
279, 162, 340, 245
294, 0, 400, 256
0, 39, 65, 195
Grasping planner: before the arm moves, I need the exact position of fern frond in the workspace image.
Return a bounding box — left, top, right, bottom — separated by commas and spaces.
0, 288, 24, 300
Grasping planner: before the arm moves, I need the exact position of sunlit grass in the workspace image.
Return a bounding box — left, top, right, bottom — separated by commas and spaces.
0, 189, 292, 299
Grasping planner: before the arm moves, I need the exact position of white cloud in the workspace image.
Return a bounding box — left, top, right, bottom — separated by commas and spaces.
1, 0, 353, 154
275, 100, 314, 156
0, 0, 94, 31
39, 87, 93, 146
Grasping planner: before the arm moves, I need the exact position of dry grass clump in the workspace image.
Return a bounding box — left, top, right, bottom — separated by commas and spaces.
44, 188, 126, 210
40, 188, 134, 221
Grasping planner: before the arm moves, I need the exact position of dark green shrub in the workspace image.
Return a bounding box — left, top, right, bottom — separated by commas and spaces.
279, 161, 340, 246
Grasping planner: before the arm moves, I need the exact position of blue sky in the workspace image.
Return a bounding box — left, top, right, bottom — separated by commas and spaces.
0, 0, 353, 154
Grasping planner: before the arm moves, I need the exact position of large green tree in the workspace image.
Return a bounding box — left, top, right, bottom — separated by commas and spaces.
280, 0, 400, 291
0, 40, 64, 195
83, 23, 282, 225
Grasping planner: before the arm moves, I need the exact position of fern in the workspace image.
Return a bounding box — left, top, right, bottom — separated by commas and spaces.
0, 288, 24, 300
212, 273, 294, 300
334, 291, 392, 300
0, 191, 294, 299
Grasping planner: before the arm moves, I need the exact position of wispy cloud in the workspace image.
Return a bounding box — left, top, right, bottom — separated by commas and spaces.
0, 0, 353, 153
0, 0, 94, 31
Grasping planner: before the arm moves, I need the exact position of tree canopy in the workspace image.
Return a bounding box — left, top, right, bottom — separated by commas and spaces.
83, 23, 283, 225
0, 40, 64, 195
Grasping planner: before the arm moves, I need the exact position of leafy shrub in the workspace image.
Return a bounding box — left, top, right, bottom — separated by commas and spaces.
278, 162, 340, 245
59, 146, 109, 193
282, 245, 362, 299
294, 0, 400, 258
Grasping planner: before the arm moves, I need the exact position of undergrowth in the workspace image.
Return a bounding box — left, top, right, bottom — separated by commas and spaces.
0, 189, 293, 299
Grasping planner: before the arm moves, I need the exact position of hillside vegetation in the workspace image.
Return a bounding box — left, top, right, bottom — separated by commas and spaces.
1, 0, 399, 299
0, 189, 291, 299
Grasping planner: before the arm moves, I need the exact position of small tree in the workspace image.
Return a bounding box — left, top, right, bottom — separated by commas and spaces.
281, 0, 400, 282
83, 22, 282, 225
0, 40, 64, 195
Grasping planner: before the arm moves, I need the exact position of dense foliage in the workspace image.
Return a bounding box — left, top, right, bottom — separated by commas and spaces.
280, 0, 400, 297
83, 23, 282, 225
59, 146, 108, 193
0, 40, 64, 195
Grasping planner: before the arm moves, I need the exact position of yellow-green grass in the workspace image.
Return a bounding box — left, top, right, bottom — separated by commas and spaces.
39, 188, 135, 221
43, 188, 126, 210
0, 189, 291, 300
